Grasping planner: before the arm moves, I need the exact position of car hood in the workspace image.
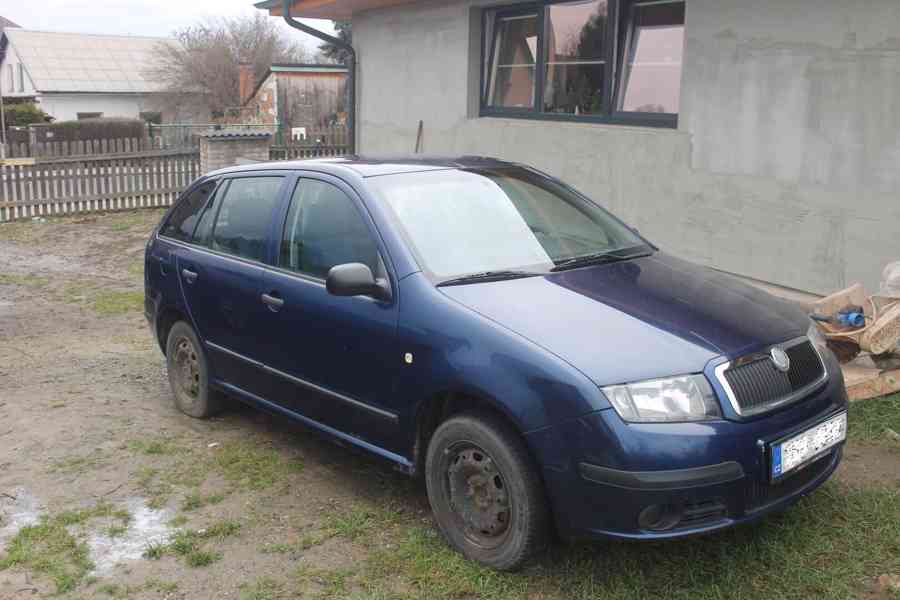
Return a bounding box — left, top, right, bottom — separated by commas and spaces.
439, 252, 809, 387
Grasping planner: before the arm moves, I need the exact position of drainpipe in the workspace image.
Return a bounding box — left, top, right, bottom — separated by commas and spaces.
281, 0, 357, 155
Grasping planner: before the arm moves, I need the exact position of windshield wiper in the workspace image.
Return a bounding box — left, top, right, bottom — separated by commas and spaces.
550, 247, 652, 272
437, 270, 541, 287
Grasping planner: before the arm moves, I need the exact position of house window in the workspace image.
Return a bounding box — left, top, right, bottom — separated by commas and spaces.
6, 65, 13, 92
16, 63, 24, 92
481, 0, 685, 127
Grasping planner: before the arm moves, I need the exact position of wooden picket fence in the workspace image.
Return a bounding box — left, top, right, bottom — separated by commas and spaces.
0, 149, 199, 222
1, 136, 155, 159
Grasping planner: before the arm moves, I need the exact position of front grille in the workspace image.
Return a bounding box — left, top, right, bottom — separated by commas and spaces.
722, 339, 825, 415
746, 447, 839, 512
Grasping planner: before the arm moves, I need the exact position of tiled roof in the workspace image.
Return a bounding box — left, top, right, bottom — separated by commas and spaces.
5, 29, 173, 93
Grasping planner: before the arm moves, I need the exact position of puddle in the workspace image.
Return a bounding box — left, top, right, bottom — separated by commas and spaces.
86, 498, 174, 575
0, 488, 42, 545
0, 491, 175, 575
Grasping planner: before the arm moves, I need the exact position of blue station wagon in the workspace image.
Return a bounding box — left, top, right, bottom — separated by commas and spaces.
145, 157, 848, 570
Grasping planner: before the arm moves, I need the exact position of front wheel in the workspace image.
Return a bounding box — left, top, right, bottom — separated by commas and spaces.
165, 321, 222, 418
425, 412, 549, 570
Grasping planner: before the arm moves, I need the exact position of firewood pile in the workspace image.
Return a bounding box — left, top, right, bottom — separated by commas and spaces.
811, 262, 900, 401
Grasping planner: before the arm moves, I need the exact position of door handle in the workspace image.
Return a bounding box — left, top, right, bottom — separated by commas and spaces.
261, 292, 284, 312
181, 268, 198, 284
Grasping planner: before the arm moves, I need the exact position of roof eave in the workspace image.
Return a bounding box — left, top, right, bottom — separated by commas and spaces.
256, 0, 420, 21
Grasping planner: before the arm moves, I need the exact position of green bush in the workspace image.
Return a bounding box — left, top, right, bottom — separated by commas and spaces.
2, 102, 52, 127
33, 118, 146, 142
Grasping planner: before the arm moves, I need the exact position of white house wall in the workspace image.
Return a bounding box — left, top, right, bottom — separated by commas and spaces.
352, 0, 900, 295
35, 93, 153, 121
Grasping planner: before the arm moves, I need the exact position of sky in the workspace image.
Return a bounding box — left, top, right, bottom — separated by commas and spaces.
3, 0, 334, 50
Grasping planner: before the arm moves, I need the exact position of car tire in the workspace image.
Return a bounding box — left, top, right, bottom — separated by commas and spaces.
165, 321, 222, 418
425, 412, 549, 571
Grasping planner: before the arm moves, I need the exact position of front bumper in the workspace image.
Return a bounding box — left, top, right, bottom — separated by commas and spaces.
525, 373, 848, 541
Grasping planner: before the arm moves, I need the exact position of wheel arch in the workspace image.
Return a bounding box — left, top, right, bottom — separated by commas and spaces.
155, 306, 190, 355
411, 389, 533, 479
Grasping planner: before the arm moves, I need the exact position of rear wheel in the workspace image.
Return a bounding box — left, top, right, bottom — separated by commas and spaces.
425, 412, 549, 570
165, 321, 222, 418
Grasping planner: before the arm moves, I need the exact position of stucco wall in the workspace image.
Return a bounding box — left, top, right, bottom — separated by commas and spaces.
353, 0, 900, 295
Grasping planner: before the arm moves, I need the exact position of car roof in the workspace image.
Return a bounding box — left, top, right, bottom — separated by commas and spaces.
204, 155, 521, 179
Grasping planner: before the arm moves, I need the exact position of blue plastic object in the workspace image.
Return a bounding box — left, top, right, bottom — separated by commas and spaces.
836, 311, 865, 328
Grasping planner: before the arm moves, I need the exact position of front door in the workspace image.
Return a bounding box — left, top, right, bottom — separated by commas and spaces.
256, 175, 400, 448
178, 174, 287, 398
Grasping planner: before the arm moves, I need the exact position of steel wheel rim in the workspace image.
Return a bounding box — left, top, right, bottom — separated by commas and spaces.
172, 336, 200, 404
444, 442, 512, 550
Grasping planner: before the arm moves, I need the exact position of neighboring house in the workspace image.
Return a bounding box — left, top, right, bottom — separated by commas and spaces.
258, 0, 900, 296
236, 63, 348, 140
0, 29, 208, 123
0, 16, 20, 75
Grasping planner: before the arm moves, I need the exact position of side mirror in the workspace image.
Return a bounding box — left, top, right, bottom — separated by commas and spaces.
326, 263, 391, 301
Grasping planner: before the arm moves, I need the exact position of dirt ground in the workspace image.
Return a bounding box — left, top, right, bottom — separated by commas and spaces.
0, 210, 898, 600
0, 210, 429, 599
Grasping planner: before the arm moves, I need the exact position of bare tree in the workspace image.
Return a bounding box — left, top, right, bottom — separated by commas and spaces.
148, 13, 309, 116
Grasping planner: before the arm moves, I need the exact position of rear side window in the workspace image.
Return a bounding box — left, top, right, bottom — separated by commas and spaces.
280, 179, 380, 279
210, 177, 284, 263
160, 182, 215, 242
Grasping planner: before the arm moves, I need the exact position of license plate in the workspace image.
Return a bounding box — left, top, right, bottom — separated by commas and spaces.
771, 412, 846, 479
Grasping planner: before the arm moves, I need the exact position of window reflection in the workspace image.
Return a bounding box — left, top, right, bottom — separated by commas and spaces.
487, 13, 538, 109
543, 0, 608, 115
618, 2, 685, 113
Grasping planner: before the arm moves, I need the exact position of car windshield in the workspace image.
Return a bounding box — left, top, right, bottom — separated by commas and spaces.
370, 167, 651, 280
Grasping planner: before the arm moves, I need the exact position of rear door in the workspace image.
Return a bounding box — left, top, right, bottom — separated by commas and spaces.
178, 173, 288, 397
256, 174, 401, 446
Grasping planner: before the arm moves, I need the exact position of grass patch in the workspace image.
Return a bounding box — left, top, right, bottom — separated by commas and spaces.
105, 524, 128, 538
212, 442, 303, 491
49, 450, 107, 475
92, 291, 144, 316
142, 519, 240, 568
144, 578, 179, 593
323, 506, 384, 542
358, 481, 900, 600
0, 273, 50, 287
126, 260, 145, 280
128, 437, 185, 456
849, 394, 900, 446
168, 515, 189, 528
142, 541, 166, 560
182, 492, 225, 512
0, 502, 130, 594
240, 577, 291, 600
0, 518, 92, 594
185, 548, 222, 567
295, 565, 355, 598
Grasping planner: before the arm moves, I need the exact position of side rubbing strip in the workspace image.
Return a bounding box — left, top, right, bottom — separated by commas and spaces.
205, 341, 398, 422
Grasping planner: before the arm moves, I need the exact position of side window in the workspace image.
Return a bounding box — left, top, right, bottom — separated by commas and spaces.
192, 181, 224, 247
280, 179, 380, 279
160, 182, 216, 242
210, 177, 284, 262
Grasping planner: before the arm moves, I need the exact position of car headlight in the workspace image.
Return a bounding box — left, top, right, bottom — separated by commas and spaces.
602, 374, 721, 423
807, 320, 829, 353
